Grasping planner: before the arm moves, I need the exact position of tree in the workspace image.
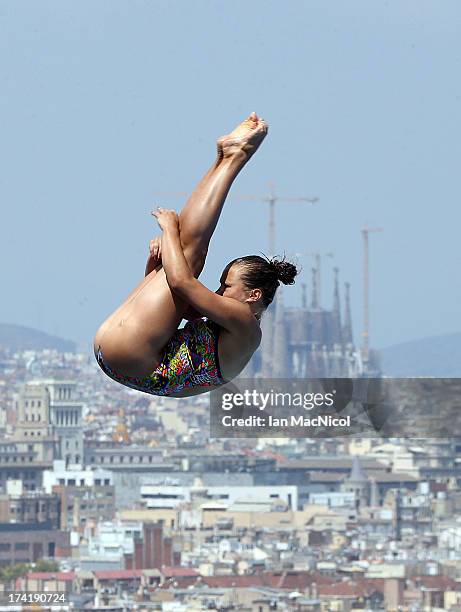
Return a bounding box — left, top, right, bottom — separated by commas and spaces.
34, 559, 60, 573
0, 563, 31, 587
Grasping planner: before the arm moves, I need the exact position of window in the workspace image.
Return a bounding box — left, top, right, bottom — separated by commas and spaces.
104, 479, 110, 486
0, 543, 11, 551
14, 542, 29, 551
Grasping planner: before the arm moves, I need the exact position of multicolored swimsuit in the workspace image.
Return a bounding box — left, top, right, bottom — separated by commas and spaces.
96, 318, 227, 397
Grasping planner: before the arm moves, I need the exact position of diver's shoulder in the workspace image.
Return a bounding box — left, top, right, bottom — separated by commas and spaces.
245, 319, 262, 347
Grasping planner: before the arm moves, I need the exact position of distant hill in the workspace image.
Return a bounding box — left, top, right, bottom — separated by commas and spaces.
0, 324, 76, 353
378, 332, 461, 377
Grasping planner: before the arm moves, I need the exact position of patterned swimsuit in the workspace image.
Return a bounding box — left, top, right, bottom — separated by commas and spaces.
96, 318, 226, 397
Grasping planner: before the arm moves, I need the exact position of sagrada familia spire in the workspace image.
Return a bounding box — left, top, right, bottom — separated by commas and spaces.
246, 268, 362, 378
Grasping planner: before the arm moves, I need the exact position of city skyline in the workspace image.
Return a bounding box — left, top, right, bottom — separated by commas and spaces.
1, 346, 460, 608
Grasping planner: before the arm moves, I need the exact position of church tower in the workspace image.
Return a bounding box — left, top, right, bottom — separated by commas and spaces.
272, 288, 289, 377
342, 455, 370, 511
342, 281, 353, 345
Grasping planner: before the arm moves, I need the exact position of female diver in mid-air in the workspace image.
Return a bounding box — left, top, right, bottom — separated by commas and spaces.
94, 113, 298, 397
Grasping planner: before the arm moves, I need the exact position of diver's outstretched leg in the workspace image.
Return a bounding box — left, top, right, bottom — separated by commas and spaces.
94, 114, 268, 377
107, 114, 267, 305
178, 112, 268, 274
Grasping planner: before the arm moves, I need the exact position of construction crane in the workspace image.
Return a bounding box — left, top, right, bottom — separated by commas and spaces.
362, 225, 383, 367
153, 184, 319, 257
234, 183, 319, 256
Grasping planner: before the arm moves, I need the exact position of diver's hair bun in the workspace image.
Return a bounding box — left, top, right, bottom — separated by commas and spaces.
269, 257, 298, 285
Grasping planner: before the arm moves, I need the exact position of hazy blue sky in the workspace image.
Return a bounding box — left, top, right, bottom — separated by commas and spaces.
1, 0, 460, 351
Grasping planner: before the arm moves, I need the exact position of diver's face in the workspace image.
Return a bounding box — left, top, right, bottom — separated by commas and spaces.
216, 264, 250, 302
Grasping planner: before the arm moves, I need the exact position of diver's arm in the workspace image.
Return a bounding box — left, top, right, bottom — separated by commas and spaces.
157, 212, 256, 335
145, 223, 203, 320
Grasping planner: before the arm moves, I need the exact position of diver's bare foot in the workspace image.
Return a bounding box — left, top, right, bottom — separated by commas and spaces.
217, 112, 268, 161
